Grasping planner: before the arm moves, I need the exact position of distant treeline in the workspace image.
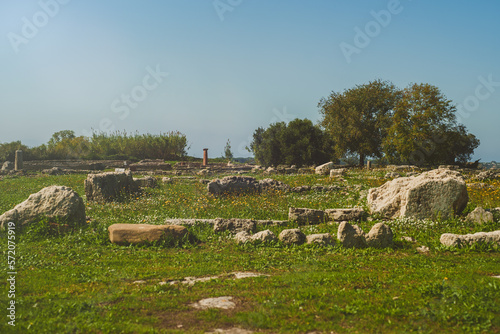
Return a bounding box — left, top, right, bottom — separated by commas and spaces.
0, 130, 188, 162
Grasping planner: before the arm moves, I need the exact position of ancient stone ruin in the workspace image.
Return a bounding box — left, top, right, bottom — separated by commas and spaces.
0, 185, 86, 230
367, 168, 468, 220
84, 171, 139, 202
108, 223, 188, 245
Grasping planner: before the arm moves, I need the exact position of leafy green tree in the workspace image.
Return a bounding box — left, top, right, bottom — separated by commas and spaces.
252, 122, 286, 167
280, 119, 335, 167
249, 119, 334, 167
0, 141, 31, 161
318, 79, 400, 166
383, 83, 479, 165
47, 130, 76, 149
224, 139, 233, 160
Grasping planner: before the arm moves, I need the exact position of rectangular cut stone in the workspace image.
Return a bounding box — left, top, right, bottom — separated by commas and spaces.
108, 224, 187, 245
288, 207, 325, 225
315, 162, 334, 175
325, 208, 366, 222
15, 150, 23, 170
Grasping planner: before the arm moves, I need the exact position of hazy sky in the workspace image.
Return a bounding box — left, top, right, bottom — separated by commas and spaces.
1, 0, 499, 160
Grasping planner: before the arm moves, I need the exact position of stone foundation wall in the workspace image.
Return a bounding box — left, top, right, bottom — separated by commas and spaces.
21, 160, 128, 171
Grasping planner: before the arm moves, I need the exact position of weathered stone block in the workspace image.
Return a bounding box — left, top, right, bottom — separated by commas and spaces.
306, 233, 335, 246
325, 208, 366, 222
365, 223, 393, 248
279, 229, 306, 245
288, 207, 325, 225
337, 221, 366, 248
85, 171, 139, 202
108, 224, 187, 245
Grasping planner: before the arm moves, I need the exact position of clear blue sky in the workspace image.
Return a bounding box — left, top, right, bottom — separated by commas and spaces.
1, 0, 499, 161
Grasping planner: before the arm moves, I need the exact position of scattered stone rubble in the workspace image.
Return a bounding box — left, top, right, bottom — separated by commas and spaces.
440, 231, 500, 247
213, 218, 257, 234
166, 272, 269, 286
475, 170, 500, 180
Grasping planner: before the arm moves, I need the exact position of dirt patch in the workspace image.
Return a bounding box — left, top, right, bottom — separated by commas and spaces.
153, 296, 259, 332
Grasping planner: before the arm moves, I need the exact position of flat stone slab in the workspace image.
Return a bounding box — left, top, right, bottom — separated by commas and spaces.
108, 224, 187, 245
191, 296, 235, 310
167, 272, 269, 286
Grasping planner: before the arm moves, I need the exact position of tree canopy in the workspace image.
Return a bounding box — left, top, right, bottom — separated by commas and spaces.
383, 83, 479, 165
319, 80, 479, 166
249, 118, 335, 167
318, 79, 400, 166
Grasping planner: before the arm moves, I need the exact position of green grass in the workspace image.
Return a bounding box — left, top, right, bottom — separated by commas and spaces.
0, 170, 499, 333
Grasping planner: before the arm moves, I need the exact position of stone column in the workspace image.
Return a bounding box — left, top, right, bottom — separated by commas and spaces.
203, 149, 208, 166
366, 160, 371, 170
15, 150, 23, 171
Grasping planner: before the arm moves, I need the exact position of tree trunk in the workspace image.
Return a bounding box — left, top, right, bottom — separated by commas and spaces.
359, 153, 365, 167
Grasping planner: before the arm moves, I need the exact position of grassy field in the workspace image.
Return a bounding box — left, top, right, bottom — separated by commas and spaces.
0, 169, 499, 333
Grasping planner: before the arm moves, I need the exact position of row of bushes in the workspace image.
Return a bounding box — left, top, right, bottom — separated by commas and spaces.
0, 130, 189, 162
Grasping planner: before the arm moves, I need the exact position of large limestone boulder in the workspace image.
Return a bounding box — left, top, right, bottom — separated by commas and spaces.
337, 221, 367, 248
315, 162, 334, 175
207, 176, 260, 195
85, 171, 139, 202
0, 185, 86, 230
288, 207, 325, 225
365, 223, 393, 248
367, 169, 468, 220
108, 224, 188, 245
440, 231, 500, 247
